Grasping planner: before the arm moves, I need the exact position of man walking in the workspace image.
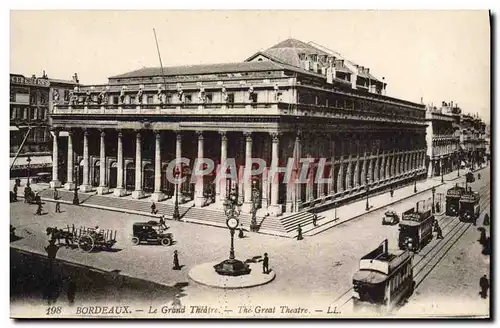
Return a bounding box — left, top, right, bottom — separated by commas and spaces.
151, 202, 157, 215
297, 224, 303, 241
262, 252, 269, 274
36, 203, 43, 216
479, 275, 489, 299
55, 201, 61, 213
435, 222, 443, 239
483, 213, 490, 226
13, 184, 18, 201
312, 211, 318, 227
173, 250, 181, 270
53, 188, 59, 200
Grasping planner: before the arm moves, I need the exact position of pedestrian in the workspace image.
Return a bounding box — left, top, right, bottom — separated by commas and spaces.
312, 211, 318, 227
262, 252, 269, 274
172, 294, 182, 308
53, 188, 58, 200
13, 184, 18, 199
238, 225, 244, 238
36, 203, 43, 215
151, 202, 157, 215
67, 278, 76, 305
159, 215, 168, 231
45, 239, 60, 272
479, 275, 489, 299
297, 224, 303, 241
390, 188, 394, 198
55, 201, 61, 213
173, 250, 181, 270
483, 213, 490, 226
479, 229, 486, 245
436, 225, 443, 239
436, 202, 441, 213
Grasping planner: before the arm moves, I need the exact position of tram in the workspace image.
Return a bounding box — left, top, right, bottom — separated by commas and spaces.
445, 184, 466, 216
459, 188, 480, 223
352, 239, 414, 313
398, 200, 434, 252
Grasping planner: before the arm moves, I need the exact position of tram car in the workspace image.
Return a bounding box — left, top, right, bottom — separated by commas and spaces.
445, 184, 466, 216
352, 239, 414, 313
398, 200, 434, 252
459, 189, 480, 223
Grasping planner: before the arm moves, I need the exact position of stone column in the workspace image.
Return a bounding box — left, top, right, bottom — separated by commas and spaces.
337, 160, 344, 192
241, 132, 253, 213
360, 153, 367, 185
64, 130, 75, 190
368, 154, 374, 182
345, 156, 353, 191
194, 131, 205, 207
217, 132, 228, 205
80, 130, 92, 192
269, 133, 282, 216
132, 132, 144, 199
374, 153, 380, 182
113, 131, 126, 196
97, 130, 109, 195
151, 131, 166, 202
50, 130, 62, 188
261, 167, 269, 212
173, 133, 182, 202
287, 133, 301, 213
379, 151, 386, 181
353, 157, 360, 187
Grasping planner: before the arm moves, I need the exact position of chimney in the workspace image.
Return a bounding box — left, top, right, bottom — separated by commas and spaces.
366, 68, 370, 75
73, 73, 79, 84
451, 101, 454, 108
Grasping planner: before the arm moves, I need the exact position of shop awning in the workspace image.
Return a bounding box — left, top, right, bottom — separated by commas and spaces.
10, 155, 53, 169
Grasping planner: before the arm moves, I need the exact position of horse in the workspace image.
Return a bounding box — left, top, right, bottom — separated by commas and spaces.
46, 227, 74, 248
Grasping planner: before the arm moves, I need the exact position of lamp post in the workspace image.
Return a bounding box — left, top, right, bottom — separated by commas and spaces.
213, 188, 251, 276
441, 158, 444, 183
365, 177, 370, 211
414, 172, 417, 193
250, 180, 260, 232
26, 156, 31, 187
73, 164, 79, 205
431, 186, 436, 213
173, 168, 181, 221
457, 152, 460, 177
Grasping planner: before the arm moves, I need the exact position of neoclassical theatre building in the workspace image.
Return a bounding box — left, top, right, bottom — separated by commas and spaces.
50, 39, 427, 217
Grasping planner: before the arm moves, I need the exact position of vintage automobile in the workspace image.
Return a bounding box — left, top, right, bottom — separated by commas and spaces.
131, 221, 173, 246
382, 210, 400, 225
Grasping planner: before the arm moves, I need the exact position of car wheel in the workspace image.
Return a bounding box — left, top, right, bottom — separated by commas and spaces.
161, 237, 172, 246
131, 237, 140, 245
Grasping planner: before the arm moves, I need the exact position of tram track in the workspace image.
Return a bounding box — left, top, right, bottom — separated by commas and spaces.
331, 180, 490, 311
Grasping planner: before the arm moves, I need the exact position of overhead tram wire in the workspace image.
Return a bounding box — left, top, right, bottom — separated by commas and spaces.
153, 28, 169, 99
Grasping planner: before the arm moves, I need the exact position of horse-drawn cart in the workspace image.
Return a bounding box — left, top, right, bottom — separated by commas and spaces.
47, 225, 117, 252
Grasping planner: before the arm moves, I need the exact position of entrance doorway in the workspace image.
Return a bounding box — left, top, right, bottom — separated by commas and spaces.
109, 162, 117, 188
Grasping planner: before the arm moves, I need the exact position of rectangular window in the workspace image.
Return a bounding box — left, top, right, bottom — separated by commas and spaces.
184, 95, 192, 103
10, 89, 15, 102
206, 94, 213, 103
112, 96, 118, 105
64, 90, 70, 102
129, 96, 135, 104
166, 93, 172, 104
227, 93, 234, 103
147, 96, 153, 104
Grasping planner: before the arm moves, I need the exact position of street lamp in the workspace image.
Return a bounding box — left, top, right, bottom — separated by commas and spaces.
73, 164, 79, 205
26, 156, 32, 187
414, 172, 417, 193
457, 152, 460, 177
431, 186, 436, 213
365, 177, 370, 211
213, 188, 251, 276
173, 168, 181, 221
250, 179, 260, 232
441, 158, 444, 183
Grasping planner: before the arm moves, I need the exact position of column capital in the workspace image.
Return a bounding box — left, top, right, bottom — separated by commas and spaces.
136, 131, 141, 139
270, 132, 280, 143
196, 131, 204, 140
100, 130, 106, 138
219, 131, 228, 141
67, 129, 74, 136
176, 132, 182, 141
83, 129, 89, 137
154, 130, 162, 138
243, 131, 252, 137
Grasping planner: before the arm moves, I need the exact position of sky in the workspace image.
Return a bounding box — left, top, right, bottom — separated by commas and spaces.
10, 10, 490, 122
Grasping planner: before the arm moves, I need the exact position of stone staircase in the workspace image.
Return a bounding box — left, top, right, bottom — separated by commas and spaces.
277, 211, 327, 234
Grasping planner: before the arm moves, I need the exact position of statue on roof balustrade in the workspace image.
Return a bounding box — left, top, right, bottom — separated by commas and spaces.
157, 85, 164, 105
136, 88, 143, 105
52, 89, 60, 104
177, 88, 184, 103
97, 89, 107, 105
221, 86, 228, 102
247, 86, 255, 102
119, 87, 126, 104
274, 83, 281, 102
198, 87, 206, 103
84, 89, 92, 105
